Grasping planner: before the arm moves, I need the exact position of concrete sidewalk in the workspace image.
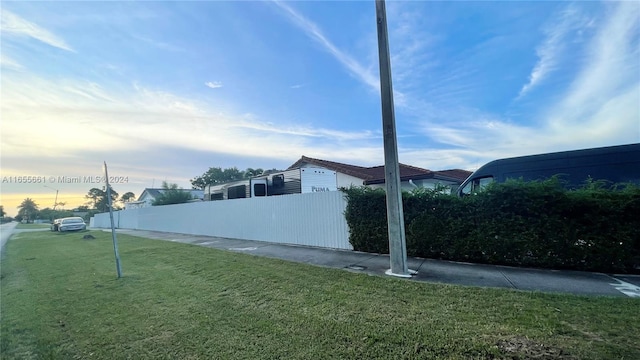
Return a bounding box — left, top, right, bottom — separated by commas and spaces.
105, 228, 640, 298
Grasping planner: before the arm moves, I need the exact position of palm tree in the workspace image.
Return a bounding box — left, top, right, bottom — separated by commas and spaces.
17, 198, 39, 223
152, 182, 193, 206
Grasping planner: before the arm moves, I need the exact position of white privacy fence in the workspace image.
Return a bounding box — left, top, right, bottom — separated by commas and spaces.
90, 191, 352, 250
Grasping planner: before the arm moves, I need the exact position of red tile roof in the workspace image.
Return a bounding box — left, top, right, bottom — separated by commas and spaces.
435, 169, 473, 182
288, 156, 471, 184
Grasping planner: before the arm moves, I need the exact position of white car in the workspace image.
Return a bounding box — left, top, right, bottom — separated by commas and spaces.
51, 218, 62, 231
57, 217, 87, 232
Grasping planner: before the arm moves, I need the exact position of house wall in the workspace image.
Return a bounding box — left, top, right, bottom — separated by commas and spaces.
124, 201, 145, 210
297, 163, 363, 188
336, 173, 366, 188
137, 193, 155, 207
91, 191, 352, 250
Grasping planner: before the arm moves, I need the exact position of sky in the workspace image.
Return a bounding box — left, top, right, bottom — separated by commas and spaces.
1, 0, 639, 217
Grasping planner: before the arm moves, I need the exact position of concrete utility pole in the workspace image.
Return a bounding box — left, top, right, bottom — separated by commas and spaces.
375, 0, 410, 277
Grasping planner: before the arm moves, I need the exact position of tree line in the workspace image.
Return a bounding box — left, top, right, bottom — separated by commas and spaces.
4, 166, 283, 223
189, 167, 280, 190
8, 179, 204, 223
9, 187, 135, 223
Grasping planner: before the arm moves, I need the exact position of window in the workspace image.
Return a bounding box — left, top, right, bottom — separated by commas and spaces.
473, 176, 494, 193
228, 185, 247, 199
253, 183, 266, 197
272, 174, 285, 188
461, 176, 494, 195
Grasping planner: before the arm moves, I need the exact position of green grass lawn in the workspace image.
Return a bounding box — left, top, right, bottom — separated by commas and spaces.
1, 230, 638, 359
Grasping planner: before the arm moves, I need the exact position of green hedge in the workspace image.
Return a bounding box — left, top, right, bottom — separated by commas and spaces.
342, 179, 640, 273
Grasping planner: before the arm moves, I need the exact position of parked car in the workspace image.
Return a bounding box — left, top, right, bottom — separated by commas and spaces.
51, 218, 62, 231
56, 217, 87, 232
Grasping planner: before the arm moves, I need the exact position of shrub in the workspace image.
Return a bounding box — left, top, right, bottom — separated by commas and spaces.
342, 186, 388, 254
342, 179, 640, 273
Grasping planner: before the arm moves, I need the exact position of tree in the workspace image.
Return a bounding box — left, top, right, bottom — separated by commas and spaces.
0, 205, 8, 223
17, 198, 39, 222
190, 167, 265, 189
152, 181, 193, 206
120, 192, 136, 205
37, 208, 74, 222
82, 209, 102, 223
85, 187, 119, 212
244, 168, 265, 177
85, 188, 103, 209
99, 186, 119, 212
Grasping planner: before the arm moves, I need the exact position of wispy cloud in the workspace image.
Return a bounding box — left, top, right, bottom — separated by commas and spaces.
271, 0, 379, 92
1, 71, 384, 174
232, 118, 378, 142
1, 10, 74, 52
271, 0, 417, 111
409, 2, 639, 170
132, 34, 184, 52
518, 4, 591, 98
386, 2, 439, 92
205, 81, 223, 89
543, 1, 639, 138
0, 54, 24, 70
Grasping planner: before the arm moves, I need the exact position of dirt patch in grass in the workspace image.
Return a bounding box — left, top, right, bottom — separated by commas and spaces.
497, 336, 574, 359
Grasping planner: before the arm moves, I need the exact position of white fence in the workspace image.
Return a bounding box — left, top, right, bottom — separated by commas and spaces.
91, 191, 352, 250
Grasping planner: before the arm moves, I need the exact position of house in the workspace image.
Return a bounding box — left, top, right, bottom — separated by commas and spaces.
199, 156, 472, 202
288, 156, 471, 192
124, 188, 204, 209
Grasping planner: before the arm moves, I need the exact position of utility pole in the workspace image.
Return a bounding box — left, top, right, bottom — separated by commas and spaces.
104, 162, 123, 278
44, 185, 59, 210
375, 0, 411, 278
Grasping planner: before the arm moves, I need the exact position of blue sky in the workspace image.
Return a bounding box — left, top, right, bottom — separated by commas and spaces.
1, 0, 639, 215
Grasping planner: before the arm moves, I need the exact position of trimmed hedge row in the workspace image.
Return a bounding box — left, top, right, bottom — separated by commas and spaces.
343, 178, 640, 273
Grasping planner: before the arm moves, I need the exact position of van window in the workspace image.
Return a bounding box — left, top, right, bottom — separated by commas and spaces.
461, 176, 494, 195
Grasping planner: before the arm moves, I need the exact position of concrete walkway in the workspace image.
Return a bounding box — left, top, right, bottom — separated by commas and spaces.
1, 222, 50, 259
0, 222, 19, 259
1, 222, 52, 264
104, 228, 640, 298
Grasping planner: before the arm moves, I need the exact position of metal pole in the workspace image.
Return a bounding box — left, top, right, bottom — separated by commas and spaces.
104, 161, 123, 278
375, 0, 410, 277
